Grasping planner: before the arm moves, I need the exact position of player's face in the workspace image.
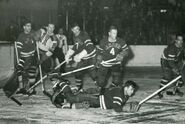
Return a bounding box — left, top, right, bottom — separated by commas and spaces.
59, 29, 63, 35
126, 86, 134, 97
23, 23, 31, 34
175, 36, 183, 48
108, 29, 117, 40
48, 24, 55, 34
71, 26, 80, 36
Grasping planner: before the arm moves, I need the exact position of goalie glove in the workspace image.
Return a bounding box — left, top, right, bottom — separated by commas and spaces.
65, 49, 74, 63
74, 49, 88, 63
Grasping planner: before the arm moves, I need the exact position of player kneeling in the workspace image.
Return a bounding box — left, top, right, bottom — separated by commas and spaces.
50, 77, 139, 112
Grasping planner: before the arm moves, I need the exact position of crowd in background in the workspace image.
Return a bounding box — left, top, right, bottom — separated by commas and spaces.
1, 0, 185, 45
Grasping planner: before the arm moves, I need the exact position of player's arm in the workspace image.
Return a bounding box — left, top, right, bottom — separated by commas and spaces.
112, 96, 124, 112
166, 48, 180, 74
16, 34, 23, 59
73, 36, 95, 62
116, 41, 129, 62
63, 36, 68, 55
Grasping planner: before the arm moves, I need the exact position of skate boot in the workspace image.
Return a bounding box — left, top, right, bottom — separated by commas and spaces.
174, 88, 184, 97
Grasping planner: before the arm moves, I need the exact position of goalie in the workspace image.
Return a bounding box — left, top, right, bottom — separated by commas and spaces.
49, 77, 139, 113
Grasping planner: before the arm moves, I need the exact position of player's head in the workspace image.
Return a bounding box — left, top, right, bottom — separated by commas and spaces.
23, 19, 31, 34
47, 23, 55, 34
71, 23, 80, 36
108, 26, 118, 40
123, 80, 139, 97
58, 28, 64, 35
175, 34, 183, 48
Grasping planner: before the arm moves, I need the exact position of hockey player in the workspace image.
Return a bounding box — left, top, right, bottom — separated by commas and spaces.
96, 26, 129, 94
158, 34, 184, 98
50, 78, 139, 112
53, 28, 68, 73
16, 20, 37, 94
33, 23, 58, 73
65, 23, 97, 91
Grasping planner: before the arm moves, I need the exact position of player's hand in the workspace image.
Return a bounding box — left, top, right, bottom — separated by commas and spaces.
172, 68, 180, 75
96, 55, 103, 67
129, 101, 139, 113
65, 55, 71, 64
116, 53, 124, 61
74, 55, 81, 63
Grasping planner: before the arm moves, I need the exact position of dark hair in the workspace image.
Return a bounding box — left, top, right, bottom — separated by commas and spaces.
124, 80, 139, 92
71, 22, 80, 29
109, 25, 117, 32
175, 33, 183, 39
22, 19, 31, 27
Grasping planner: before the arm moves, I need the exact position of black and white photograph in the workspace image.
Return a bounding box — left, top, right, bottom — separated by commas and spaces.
0, 0, 185, 123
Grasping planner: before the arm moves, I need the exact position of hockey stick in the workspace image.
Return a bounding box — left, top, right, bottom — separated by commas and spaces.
27, 60, 68, 93
60, 65, 95, 76
14, 41, 19, 63
136, 75, 182, 111
28, 58, 116, 92
58, 58, 117, 77
36, 42, 44, 91
14, 41, 23, 89
10, 96, 22, 106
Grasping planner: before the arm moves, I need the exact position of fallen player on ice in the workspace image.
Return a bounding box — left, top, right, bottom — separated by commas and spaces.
46, 77, 139, 113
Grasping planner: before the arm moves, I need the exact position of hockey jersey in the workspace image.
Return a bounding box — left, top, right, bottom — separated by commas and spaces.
99, 87, 129, 112
161, 43, 184, 69
16, 32, 35, 58
37, 28, 57, 56
72, 31, 96, 60
98, 37, 128, 67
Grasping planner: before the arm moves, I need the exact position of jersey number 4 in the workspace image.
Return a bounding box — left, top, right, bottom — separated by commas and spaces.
110, 48, 115, 55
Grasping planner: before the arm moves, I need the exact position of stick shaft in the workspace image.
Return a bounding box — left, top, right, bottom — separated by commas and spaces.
27, 58, 117, 92
10, 97, 22, 106
14, 41, 19, 63
139, 75, 181, 105
61, 65, 94, 76
27, 61, 66, 92
36, 42, 44, 91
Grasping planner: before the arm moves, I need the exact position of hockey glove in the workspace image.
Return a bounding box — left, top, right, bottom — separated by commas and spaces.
116, 50, 128, 62
74, 49, 88, 63
65, 49, 75, 63
96, 55, 103, 67
116, 53, 124, 62
172, 68, 180, 75
129, 101, 139, 113
38, 53, 49, 65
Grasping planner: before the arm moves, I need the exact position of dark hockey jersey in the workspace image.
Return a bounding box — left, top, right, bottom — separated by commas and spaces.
161, 43, 184, 69
16, 32, 35, 57
98, 37, 128, 67
99, 87, 129, 112
72, 31, 96, 60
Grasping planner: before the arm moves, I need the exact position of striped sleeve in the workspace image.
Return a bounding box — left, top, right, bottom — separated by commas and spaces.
113, 96, 123, 112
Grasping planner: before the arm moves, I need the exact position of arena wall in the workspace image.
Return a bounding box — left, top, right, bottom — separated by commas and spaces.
0, 42, 166, 72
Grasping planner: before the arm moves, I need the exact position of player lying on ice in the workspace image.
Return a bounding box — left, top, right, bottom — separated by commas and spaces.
47, 76, 139, 113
